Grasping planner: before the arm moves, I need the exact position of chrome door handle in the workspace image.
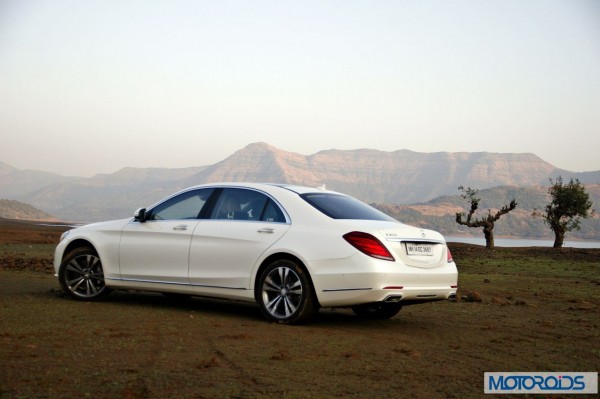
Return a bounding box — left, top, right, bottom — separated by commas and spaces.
257, 228, 274, 234
173, 225, 188, 231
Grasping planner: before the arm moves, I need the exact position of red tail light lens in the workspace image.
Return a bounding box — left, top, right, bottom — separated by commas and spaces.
343, 231, 395, 261
447, 246, 453, 263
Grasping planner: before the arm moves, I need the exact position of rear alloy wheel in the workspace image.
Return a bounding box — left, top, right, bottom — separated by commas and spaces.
257, 259, 318, 325
58, 246, 110, 301
352, 302, 402, 320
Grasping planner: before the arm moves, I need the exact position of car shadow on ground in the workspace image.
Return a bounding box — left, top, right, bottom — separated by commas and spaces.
39, 285, 429, 328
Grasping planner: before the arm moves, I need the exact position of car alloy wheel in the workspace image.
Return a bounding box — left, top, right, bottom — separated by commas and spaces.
59, 247, 110, 301
258, 259, 318, 324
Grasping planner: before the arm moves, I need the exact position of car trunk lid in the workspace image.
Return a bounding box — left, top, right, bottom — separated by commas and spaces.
378, 226, 448, 269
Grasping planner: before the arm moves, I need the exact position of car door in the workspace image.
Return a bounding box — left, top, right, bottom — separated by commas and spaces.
119, 188, 214, 286
189, 188, 290, 291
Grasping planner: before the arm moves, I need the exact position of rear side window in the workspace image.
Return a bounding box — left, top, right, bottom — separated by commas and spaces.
301, 193, 396, 221
261, 199, 286, 223
210, 188, 287, 223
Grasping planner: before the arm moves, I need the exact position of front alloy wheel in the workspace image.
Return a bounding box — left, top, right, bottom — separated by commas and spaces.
59, 247, 110, 301
257, 259, 318, 324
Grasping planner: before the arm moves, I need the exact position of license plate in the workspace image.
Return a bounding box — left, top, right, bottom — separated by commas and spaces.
406, 242, 434, 256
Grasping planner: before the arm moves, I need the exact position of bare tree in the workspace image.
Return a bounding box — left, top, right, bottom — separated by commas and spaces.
455, 186, 517, 249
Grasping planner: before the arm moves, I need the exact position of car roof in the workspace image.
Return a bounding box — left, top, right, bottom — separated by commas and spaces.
191, 182, 340, 196
269, 184, 337, 195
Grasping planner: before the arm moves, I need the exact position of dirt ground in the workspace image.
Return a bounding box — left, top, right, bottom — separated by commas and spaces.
0, 219, 599, 398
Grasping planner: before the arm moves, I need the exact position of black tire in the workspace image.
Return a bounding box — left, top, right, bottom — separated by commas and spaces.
352, 302, 402, 320
58, 246, 111, 301
257, 259, 318, 325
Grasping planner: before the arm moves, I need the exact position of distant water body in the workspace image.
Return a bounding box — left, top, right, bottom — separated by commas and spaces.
446, 236, 600, 249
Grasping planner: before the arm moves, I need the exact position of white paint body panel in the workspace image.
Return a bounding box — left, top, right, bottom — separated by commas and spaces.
54, 183, 458, 309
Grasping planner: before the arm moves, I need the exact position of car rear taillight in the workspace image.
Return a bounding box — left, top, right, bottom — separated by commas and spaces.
447, 246, 453, 263
343, 231, 395, 261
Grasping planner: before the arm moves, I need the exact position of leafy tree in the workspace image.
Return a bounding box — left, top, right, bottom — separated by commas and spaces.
455, 186, 517, 249
533, 176, 594, 248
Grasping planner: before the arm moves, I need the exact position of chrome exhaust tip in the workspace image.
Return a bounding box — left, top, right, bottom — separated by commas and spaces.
383, 295, 403, 303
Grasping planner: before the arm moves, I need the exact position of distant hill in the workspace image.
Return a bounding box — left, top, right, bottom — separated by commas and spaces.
374, 185, 600, 240
0, 162, 76, 198
0, 199, 59, 222
1, 142, 599, 223
19, 166, 207, 222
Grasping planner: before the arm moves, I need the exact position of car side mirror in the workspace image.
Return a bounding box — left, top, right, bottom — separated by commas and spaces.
134, 208, 147, 222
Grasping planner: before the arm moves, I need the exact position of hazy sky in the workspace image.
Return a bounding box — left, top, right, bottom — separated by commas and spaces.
1, 0, 599, 177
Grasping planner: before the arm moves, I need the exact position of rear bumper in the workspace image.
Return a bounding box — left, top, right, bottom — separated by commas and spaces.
317, 286, 457, 307
309, 254, 458, 307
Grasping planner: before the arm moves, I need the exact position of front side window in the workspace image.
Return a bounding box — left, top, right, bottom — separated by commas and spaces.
148, 188, 214, 220
210, 188, 286, 222
301, 193, 396, 221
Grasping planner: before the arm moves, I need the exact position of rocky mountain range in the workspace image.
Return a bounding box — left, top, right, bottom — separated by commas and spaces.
1, 142, 599, 224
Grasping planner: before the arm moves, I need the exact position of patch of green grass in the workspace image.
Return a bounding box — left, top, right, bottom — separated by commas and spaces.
456, 249, 599, 279
1, 243, 56, 258
455, 247, 600, 304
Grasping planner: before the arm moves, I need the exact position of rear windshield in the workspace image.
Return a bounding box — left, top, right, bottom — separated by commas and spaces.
301, 193, 397, 221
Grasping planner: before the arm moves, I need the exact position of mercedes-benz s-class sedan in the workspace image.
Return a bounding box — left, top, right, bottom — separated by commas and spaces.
54, 183, 457, 324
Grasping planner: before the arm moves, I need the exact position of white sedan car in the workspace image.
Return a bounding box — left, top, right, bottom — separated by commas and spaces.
54, 183, 457, 324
